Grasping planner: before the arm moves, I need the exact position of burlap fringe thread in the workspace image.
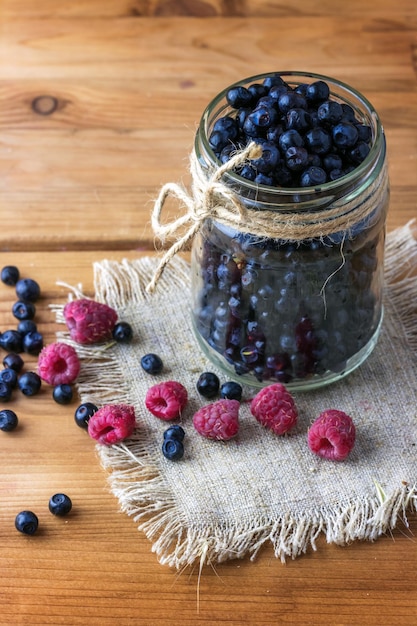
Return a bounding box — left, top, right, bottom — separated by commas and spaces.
53, 222, 416, 569
147, 142, 389, 293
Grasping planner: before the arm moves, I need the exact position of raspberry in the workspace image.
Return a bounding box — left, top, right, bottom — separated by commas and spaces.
38, 342, 81, 386
63, 298, 118, 344
193, 399, 239, 440
250, 383, 297, 435
145, 381, 188, 420
88, 404, 136, 446
308, 409, 356, 461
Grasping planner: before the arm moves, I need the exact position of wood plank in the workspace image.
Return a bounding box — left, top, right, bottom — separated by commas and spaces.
0, 248, 415, 626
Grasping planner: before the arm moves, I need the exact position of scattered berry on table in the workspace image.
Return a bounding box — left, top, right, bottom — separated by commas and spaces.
63, 298, 118, 344
220, 381, 243, 401
307, 409, 356, 461
38, 342, 81, 386
140, 353, 163, 375
3, 353, 24, 372
0, 367, 18, 389
15, 510, 39, 535
74, 402, 98, 429
15, 278, 41, 303
87, 404, 136, 445
18, 371, 42, 396
193, 399, 240, 440
53, 383, 74, 405
22, 331, 44, 355
0, 330, 23, 353
17, 320, 37, 336
0, 409, 19, 431
12, 300, 36, 321
48, 493, 72, 516
163, 424, 185, 442
250, 383, 298, 435
112, 321, 133, 343
1, 265, 20, 286
162, 438, 184, 461
145, 381, 188, 420
0, 382, 12, 401
196, 371, 220, 399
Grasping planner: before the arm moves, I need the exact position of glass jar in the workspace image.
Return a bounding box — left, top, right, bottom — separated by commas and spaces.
190, 71, 389, 390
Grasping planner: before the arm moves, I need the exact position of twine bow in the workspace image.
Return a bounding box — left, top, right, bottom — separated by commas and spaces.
146, 142, 262, 293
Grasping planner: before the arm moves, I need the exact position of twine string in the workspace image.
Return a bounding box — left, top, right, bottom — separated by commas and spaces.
146, 142, 388, 293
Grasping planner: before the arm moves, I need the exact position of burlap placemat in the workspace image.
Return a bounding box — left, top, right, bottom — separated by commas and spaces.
56, 222, 417, 568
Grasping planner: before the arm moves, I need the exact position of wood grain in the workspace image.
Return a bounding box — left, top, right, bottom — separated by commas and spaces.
0, 249, 415, 626
0, 16, 416, 250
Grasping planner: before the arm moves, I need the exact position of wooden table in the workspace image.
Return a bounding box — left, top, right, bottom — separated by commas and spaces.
0, 2, 416, 624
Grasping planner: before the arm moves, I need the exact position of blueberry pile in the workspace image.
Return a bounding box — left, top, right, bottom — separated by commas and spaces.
192, 217, 385, 385
208, 74, 372, 187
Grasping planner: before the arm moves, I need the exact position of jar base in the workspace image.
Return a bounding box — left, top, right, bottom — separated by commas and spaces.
191, 310, 383, 392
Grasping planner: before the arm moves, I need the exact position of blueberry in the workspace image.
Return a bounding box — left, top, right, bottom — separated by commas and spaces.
2, 353, 24, 372
317, 100, 343, 125
162, 438, 184, 461
17, 319, 37, 335
0, 367, 18, 389
74, 402, 98, 429
332, 122, 359, 148
15, 510, 39, 535
305, 127, 332, 155
140, 353, 163, 375
0, 409, 18, 431
349, 141, 370, 164
0, 330, 23, 353
220, 381, 243, 401
163, 424, 185, 442
1, 265, 20, 286
286, 108, 311, 132
22, 331, 44, 355
48, 493, 72, 516
15, 278, 41, 303
112, 321, 133, 343
18, 371, 41, 396
12, 300, 36, 321
285, 146, 309, 171
226, 86, 253, 108
0, 382, 12, 401
196, 371, 220, 398
277, 91, 307, 114
53, 384, 73, 405
305, 80, 330, 103
247, 105, 278, 130
251, 141, 280, 173
300, 166, 327, 187
279, 129, 304, 152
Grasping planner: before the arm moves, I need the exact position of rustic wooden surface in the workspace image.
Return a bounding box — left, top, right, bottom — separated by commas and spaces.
0, 2, 416, 625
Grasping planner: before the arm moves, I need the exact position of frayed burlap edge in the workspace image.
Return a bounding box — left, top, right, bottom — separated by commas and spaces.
53, 221, 417, 568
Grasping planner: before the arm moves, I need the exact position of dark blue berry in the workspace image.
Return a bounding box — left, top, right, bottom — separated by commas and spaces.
196, 371, 220, 398
278, 91, 307, 114
0, 330, 23, 353
0, 382, 12, 401
332, 122, 359, 148
317, 100, 343, 124
163, 424, 185, 442
140, 353, 163, 375
285, 146, 309, 171
18, 371, 41, 396
12, 300, 36, 321
220, 381, 243, 401
17, 319, 37, 336
286, 108, 311, 132
49, 493, 72, 516
22, 331, 44, 355
0, 367, 18, 389
74, 402, 98, 429
112, 321, 133, 343
53, 384, 73, 405
349, 141, 370, 164
279, 129, 304, 152
2, 353, 24, 372
251, 142, 280, 173
300, 166, 327, 187
162, 438, 184, 461
15, 278, 41, 303
305, 80, 330, 103
1, 265, 20, 286
0, 409, 18, 431
305, 127, 332, 155
15, 510, 38, 535
247, 105, 278, 130
226, 86, 253, 108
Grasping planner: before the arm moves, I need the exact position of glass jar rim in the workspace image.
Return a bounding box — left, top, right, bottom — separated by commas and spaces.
196, 70, 385, 200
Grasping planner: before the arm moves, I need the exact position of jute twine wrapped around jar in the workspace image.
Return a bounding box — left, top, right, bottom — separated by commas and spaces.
146, 142, 388, 293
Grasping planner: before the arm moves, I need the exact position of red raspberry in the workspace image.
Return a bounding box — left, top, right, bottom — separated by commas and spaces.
193, 399, 240, 440
88, 404, 136, 446
63, 298, 118, 344
308, 409, 356, 461
37, 342, 81, 386
145, 381, 188, 420
250, 383, 297, 435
